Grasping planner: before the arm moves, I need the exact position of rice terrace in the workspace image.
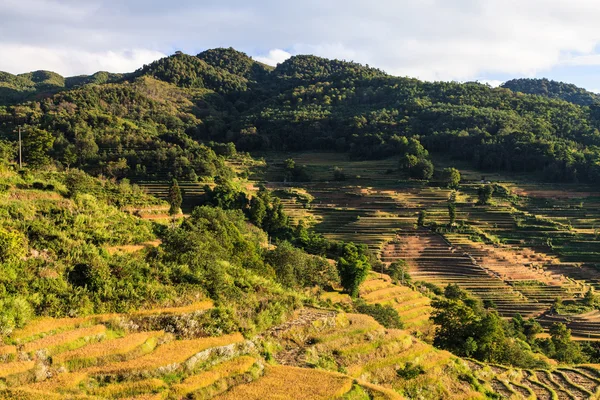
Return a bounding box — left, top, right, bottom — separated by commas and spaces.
5, 4, 600, 398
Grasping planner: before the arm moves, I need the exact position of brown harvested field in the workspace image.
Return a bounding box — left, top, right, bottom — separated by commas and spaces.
22, 325, 107, 354
90, 333, 244, 375
11, 316, 92, 343
215, 365, 353, 400
0, 345, 16, 357
0, 360, 35, 378
511, 186, 600, 199
89, 378, 166, 398
23, 371, 89, 392
53, 331, 164, 366
171, 356, 257, 396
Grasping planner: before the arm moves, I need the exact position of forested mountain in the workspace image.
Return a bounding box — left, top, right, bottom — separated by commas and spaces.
502, 78, 600, 106
2, 48, 600, 184
0, 69, 123, 105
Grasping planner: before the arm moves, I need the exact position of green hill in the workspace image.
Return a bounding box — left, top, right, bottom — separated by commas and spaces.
502, 78, 600, 106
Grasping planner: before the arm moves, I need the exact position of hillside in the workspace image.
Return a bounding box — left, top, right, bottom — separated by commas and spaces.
502, 78, 600, 106
2, 49, 600, 185
3, 48, 600, 399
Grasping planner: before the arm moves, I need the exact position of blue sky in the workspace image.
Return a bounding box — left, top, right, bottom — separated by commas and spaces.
2, 0, 600, 91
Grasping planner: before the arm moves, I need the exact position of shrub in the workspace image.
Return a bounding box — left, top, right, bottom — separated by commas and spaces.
396, 362, 425, 380
355, 302, 403, 329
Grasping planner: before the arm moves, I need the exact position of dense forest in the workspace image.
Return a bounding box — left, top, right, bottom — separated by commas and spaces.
2, 48, 600, 185
502, 78, 600, 106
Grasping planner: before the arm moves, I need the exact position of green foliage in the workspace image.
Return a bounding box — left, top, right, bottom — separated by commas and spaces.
448, 201, 457, 225
0, 227, 26, 263
0, 297, 33, 337
5, 49, 600, 185
337, 243, 371, 297
417, 210, 427, 226
441, 167, 461, 188
396, 362, 425, 380
478, 184, 494, 205
23, 126, 54, 168
503, 78, 600, 106
355, 301, 403, 329
333, 166, 346, 181
168, 178, 182, 215
431, 288, 549, 368
283, 158, 311, 182
388, 259, 411, 284
537, 323, 586, 364
265, 241, 339, 289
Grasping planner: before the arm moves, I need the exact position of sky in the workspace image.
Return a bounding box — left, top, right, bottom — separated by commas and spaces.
2, 0, 600, 91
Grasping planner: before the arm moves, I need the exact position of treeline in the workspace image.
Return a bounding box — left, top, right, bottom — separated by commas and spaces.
432, 284, 587, 368
502, 78, 600, 106
4, 48, 600, 184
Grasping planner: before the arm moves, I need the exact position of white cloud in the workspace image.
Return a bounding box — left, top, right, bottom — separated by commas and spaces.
0, 44, 165, 76
255, 49, 291, 66
4, 0, 600, 86
477, 80, 504, 88
561, 54, 600, 67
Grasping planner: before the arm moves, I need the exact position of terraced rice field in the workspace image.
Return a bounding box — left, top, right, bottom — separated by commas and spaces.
383, 229, 549, 318
257, 155, 600, 342
467, 359, 600, 400
360, 272, 432, 331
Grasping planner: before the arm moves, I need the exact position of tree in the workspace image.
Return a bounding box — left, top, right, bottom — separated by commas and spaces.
417, 210, 427, 227
0, 140, 15, 167
478, 184, 494, 205
389, 259, 411, 284
410, 159, 434, 180
549, 323, 585, 363
23, 127, 54, 168
168, 179, 182, 215
337, 243, 371, 297
0, 228, 26, 263
333, 166, 346, 181
584, 288, 598, 308
445, 284, 467, 300
441, 167, 461, 188
448, 202, 456, 225
248, 196, 267, 226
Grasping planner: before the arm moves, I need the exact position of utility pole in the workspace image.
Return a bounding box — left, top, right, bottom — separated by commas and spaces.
18, 126, 22, 169
13, 126, 23, 168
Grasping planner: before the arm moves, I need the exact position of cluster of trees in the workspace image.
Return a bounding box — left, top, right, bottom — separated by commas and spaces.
502, 78, 600, 106
201, 179, 373, 296
432, 284, 585, 366
0, 75, 234, 181
5, 49, 600, 184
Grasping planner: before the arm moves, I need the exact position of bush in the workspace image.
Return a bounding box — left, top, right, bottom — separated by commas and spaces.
355, 301, 403, 329
396, 362, 425, 380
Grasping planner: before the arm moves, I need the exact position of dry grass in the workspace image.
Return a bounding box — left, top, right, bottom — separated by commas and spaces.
172, 356, 257, 396
0, 345, 16, 357
122, 393, 167, 400
132, 300, 213, 316
320, 291, 352, 304
357, 380, 404, 400
105, 240, 162, 255
215, 365, 353, 400
89, 378, 166, 398
91, 333, 244, 375
23, 325, 106, 354
0, 360, 35, 378
53, 331, 163, 367
24, 371, 88, 392
2, 388, 97, 400
11, 317, 91, 343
